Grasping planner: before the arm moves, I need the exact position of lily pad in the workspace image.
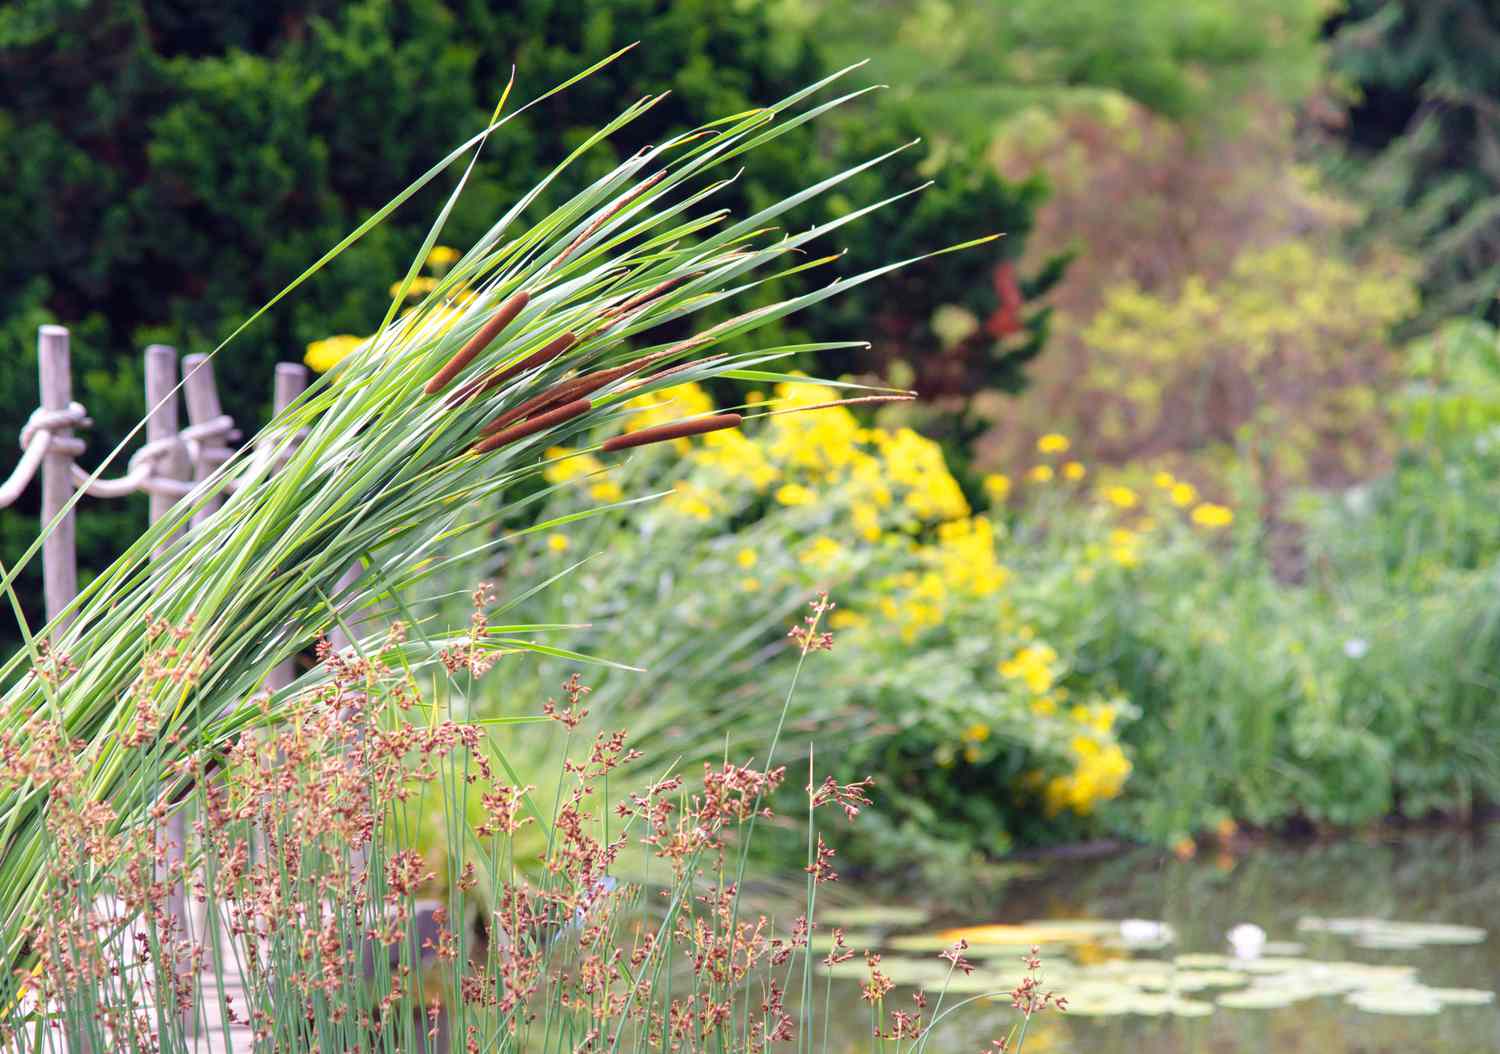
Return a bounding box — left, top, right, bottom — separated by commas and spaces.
1346, 989, 1443, 1016
1260, 941, 1305, 956
1297, 917, 1486, 946
1174, 953, 1233, 969
821, 906, 930, 929
1168, 998, 1216, 1018
1217, 987, 1302, 1010
1426, 987, 1496, 1006
1238, 956, 1314, 975
1353, 932, 1427, 950
1171, 970, 1246, 992
937, 919, 1118, 947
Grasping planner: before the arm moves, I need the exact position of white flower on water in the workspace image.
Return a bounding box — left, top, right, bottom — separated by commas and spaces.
1120, 918, 1174, 947
1228, 923, 1267, 960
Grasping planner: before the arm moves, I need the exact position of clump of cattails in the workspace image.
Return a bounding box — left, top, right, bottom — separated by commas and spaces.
424, 289, 530, 395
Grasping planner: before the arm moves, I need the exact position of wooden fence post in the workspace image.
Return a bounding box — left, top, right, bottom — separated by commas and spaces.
181, 353, 226, 527
143, 344, 196, 1030
38, 325, 77, 627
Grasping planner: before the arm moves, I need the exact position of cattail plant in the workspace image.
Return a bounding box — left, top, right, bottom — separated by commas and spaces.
0, 55, 994, 1046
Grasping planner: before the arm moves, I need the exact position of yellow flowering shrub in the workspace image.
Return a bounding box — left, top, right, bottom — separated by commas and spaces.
520, 379, 1138, 855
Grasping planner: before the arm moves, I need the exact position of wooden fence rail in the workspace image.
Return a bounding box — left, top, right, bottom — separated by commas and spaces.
3, 325, 307, 624
2, 325, 435, 1052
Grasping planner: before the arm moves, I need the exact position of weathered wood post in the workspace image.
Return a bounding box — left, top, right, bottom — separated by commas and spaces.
38, 325, 77, 626
181, 352, 227, 527
144, 346, 191, 549
143, 344, 197, 1031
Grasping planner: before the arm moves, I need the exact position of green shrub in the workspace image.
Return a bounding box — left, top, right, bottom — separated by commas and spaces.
467, 381, 1132, 873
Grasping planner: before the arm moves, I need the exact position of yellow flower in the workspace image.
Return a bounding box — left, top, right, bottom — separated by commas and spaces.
666, 481, 714, 521
800, 536, 843, 568
999, 643, 1060, 694
389, 275, 439, 299
736, 548, 758, 569
963, 745, 982, 764
547, 533, 570, 553
962, 722, 991, 743
740, 576, 761, 592
1153, 471, 1176, 489
982, 473, 1012, 502
1037, 433, 1071, 454
426, 245, 460, 268
1102, 485, 1138, 509
1170, 482, 1198, 507
304, 335, 366, 373
1028, 465, 1054, 483
829, 609, 867, 630
588, 480, 623, 503
1191, 502, 1234, 528
1063, 461, 1087, 481
775, 483, 816, 507
852, 501, 882, 542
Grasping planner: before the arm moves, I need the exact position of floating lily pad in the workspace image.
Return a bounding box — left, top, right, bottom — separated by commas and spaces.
1217, 987, 1301, 1010
821, 906, 930, 929
1346, 989, 1443, 1016
1238, 956, 1314, 974
1426, 987, 1496, 1006
1171, 970, 1246, 992
1353, 932, 1426, 950
1174, 953, 1233, 969
937, 920, 1118, 947
1168, 998, 1215, 1018
1260, 941, 1305, 956
1297, 917, 1486, 946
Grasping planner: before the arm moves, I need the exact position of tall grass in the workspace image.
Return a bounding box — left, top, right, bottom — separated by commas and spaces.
4, 587, 1050, 1053
0, 55, 994, 1022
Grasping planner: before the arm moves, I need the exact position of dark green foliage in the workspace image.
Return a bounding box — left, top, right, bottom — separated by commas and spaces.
0, 0, 1049, 640
1331, 0, 1500, 324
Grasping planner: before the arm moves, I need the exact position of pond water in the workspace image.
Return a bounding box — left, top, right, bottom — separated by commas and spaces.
809, 826, 1500, 1053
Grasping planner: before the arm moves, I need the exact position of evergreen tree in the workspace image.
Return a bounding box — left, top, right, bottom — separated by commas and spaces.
1331, 0, 1500, 324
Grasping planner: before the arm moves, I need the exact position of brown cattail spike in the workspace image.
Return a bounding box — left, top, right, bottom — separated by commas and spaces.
452, 331, 577, 406
473, 399, 592, 455
483, 331, 577, 388
425, 290, 530, 395
480, 350, 677, 435
601, 272, 699, 319
602, 413, 742, 452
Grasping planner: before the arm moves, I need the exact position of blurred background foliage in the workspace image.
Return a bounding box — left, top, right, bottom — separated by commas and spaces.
7, 0, 1500, 856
